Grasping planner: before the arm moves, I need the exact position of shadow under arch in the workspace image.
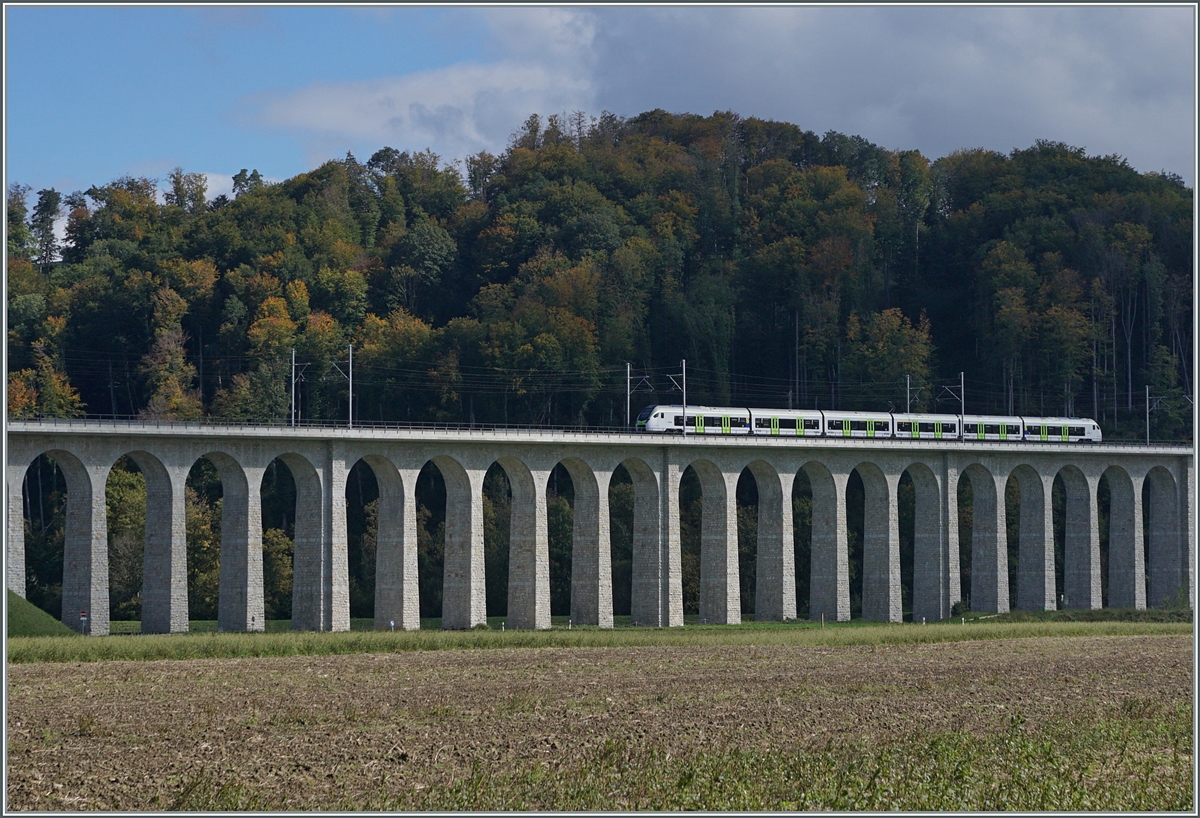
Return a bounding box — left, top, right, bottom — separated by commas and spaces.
800, 460, 849, 623
1054, 464, 1101, 610
1143, 466, 1185, 607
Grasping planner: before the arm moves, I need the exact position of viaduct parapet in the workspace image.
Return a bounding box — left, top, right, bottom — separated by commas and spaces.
6, 419, 1194, 634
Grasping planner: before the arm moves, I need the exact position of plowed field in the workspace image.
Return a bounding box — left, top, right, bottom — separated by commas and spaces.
6, 634, 1192, 810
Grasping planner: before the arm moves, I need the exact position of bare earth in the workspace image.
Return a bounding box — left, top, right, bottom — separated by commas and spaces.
5, 635, 1193, 810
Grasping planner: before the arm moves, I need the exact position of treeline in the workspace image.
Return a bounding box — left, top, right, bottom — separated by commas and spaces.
7, 109, 1192, 437
8, 109, 1193, 623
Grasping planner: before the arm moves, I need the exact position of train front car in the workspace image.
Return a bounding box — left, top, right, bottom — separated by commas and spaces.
891, 413, 961, 440
638, 405, 753, 435
1022, 416, 1102, 443
821, 410, 894, 439
638, 404, 672, 433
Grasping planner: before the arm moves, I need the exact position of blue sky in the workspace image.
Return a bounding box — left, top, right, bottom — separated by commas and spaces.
5, 5, 1196, 201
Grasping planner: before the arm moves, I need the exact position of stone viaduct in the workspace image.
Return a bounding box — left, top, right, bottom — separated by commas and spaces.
5, 419, 1194, 635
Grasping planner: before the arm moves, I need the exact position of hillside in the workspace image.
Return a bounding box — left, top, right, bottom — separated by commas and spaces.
7, 109, 1192, 439
7, 590, 77, 638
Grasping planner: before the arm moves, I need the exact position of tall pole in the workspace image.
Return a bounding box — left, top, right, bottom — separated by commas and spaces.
1146, 384, 1150, 444
348, 343, 353, 429
906, 374, 911, 414
626, 362, 631, 428
960, 371, 965, 417
682, 359, 687, 436
291, 348, 296, 427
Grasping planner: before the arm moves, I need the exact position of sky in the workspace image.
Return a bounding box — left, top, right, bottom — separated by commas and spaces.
4, 4, 1197, 203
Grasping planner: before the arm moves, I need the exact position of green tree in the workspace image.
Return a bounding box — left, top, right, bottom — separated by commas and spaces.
185, 485, 221, 621
140, 286, 203, 419
106, 460, 146, 620
262, 527, 294, 620
7, 183, 33, 258
30, 188, 62, 274
843, 308, 934, 411
165, 168, 208, 215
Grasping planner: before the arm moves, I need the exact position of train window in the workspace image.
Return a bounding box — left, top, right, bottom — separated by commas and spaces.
1048, 426, 1061, 436
919, 422, 933, 433
755, 418, 770, 428
828, 419, 843, 431
945, 424, 956, 434
1069, 426, 1084, 436
780, 418, 797, 430
731, 417, 747, 427
984, 424, 1000, 435
896, 422, 911, 433
674, 415, 683, 426
637, 406, 654, 421
876, 422, 889, 432
852, 420, 867, 431
804, 418, 820, 429
705, 416, 721, 427
1005, 424, 1019, 435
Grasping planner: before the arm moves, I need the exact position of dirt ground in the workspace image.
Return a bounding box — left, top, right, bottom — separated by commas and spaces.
5, 634, 1193, 810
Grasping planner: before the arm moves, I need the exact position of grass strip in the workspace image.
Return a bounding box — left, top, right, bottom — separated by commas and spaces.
170, 703, 1194, 811
7, 620, 1191, 664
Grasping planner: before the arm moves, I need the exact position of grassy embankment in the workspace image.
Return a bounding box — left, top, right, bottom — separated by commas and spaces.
7, 603, 1191, 663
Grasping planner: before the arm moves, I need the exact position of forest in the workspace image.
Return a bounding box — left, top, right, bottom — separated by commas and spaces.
7, 108, 1193, 624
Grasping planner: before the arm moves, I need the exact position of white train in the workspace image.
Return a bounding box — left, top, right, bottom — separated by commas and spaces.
635, 405, 1102, 443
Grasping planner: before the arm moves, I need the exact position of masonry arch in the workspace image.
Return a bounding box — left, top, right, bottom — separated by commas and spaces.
341, 454, 417, 630
899, 461, 945, 622
555, 457, 611, 627
742, 459, 793, 622
799, 460, 849, 623
105, 449, 186, 634
14, 449, 104, 632
619, 456, 662, 626
430, 455, 486, 629
851, 461, 900, 623
1103, 465, 1144, 610
959, 463, 1009, 614
1143, 466, 1184, 607
1054, 464, 1101, 610
491, 455, 548, 630
680, 458, 739, 625
1008, 464, 1055, 612
262, 452, 326, 630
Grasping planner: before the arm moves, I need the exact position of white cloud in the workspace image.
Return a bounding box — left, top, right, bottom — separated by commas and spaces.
249, 59, 594, 162
242, 6, 1194, 183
